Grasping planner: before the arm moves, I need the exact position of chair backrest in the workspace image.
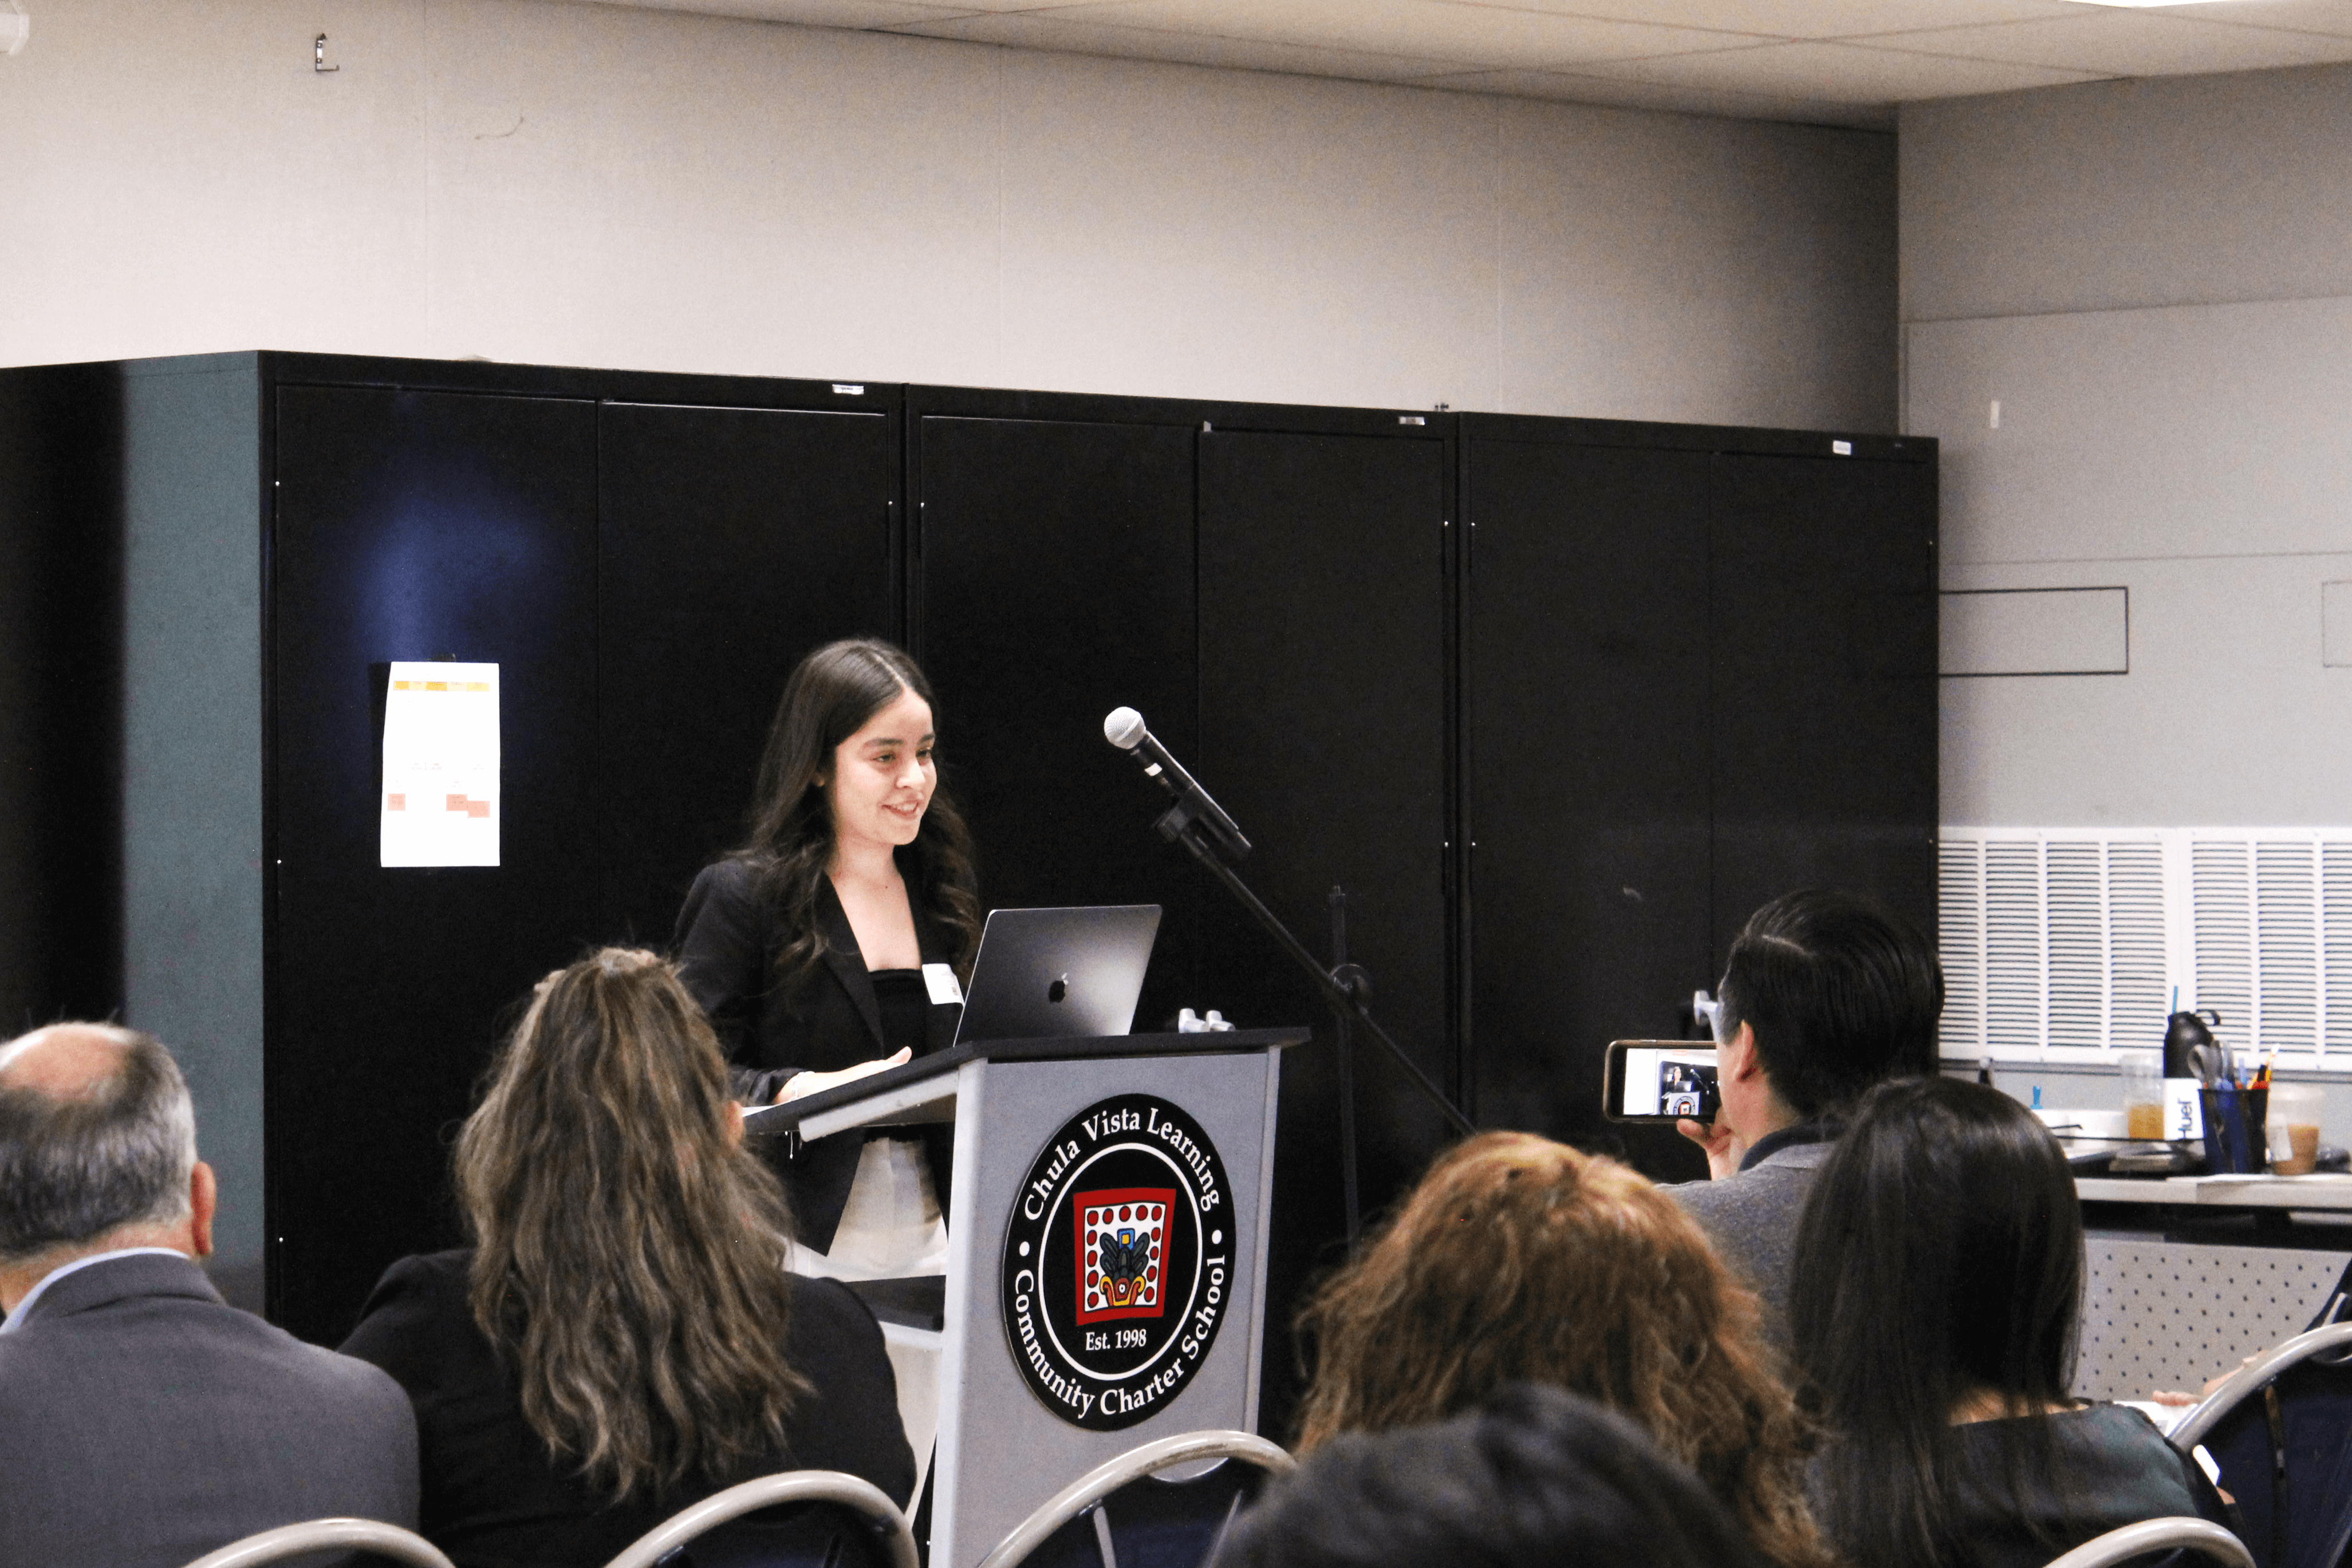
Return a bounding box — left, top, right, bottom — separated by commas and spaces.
2168, 1321, 2352, 1568
601, 1471, 917, 1568
180, 1518, 456, 1568
974, 1430, 1297, 1568
2170, 1322, 2352, 1451
2040, 1517, 2256, 1568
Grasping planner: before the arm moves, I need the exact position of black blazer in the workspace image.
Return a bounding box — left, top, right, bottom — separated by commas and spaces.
340, 1250, 916, 1568
672, 854, 960, 1253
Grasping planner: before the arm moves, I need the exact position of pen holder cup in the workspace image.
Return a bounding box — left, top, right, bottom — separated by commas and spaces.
2199, 1086, 2270, 1175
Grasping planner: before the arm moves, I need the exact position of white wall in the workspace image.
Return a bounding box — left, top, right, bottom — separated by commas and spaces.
0, 0, 1896, 431
1902, 65, 2352, 828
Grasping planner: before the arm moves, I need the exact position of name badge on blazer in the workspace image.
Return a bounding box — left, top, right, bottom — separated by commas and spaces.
922, 963, 964, 1006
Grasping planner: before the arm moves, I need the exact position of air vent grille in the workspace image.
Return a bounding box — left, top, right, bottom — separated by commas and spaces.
1939, 829, 2352, 1065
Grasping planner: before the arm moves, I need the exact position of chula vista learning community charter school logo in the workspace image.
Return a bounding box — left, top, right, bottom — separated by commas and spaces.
1000, 1093, 1234, 1431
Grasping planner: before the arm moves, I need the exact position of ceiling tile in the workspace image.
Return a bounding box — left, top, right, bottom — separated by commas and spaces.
1420, 64, 1897, 124
1008, 0, 1750, 69
584, 0, 983, 26
1858, 11, 2352, 72
884, 10, 1467, 80
1576, 38, 2108, 99
2140, 0, 2352, 38
1444, 0, 2085, 38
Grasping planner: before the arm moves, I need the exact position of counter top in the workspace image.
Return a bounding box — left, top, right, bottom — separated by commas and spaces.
2075, 1173, 2352, 1210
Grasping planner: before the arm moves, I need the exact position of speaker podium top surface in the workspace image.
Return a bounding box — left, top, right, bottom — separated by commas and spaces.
740, 1027, 1308, 1140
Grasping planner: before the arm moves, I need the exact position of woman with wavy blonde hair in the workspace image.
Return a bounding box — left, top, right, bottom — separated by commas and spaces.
342, 948, 913, 1568
1291, 1131, 1830, 1568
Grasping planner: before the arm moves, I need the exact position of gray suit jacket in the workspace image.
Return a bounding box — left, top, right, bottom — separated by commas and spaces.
1664, 1134, 1834, 1361
0, 1252, 419, 1568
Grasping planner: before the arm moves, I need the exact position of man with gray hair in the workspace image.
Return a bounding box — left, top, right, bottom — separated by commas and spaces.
0, 1023, 418, 1567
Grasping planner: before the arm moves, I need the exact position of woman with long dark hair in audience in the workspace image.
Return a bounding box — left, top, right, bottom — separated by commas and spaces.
672, 637, 982, 1277
1289, 1131, 1831, 1568
1789, 1075, 2233, 1568
342, 950, 914, 1568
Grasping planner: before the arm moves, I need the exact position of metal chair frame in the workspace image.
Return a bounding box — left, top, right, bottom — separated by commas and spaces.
601, 1470, 919, 1568
974, 1429, 1297, 1568
181, 1519, 456, 1568
2169, 1321, 2352, 1451
2040, 1517, 2256, 1568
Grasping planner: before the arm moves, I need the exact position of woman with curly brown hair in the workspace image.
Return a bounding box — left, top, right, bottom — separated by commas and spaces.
1290, 1130, 1830, 1568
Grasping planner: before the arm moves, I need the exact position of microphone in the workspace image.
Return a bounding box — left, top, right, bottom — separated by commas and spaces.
1103, 707, 1252, 863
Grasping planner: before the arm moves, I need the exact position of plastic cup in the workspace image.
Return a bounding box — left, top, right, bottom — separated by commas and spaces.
2267, 1084, 2324, 1176
2118, 1049, 2165, 1142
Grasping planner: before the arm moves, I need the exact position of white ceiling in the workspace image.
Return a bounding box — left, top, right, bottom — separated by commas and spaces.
590, 0, 2352, 127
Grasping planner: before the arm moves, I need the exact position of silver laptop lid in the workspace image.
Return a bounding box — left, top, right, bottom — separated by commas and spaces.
951, 905, 1162, 1046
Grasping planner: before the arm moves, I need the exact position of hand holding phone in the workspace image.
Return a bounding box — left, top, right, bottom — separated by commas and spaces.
1675, 1112, 1745, 1179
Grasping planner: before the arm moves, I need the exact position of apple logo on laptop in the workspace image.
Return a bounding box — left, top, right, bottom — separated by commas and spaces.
1049, 975, 1069, 1003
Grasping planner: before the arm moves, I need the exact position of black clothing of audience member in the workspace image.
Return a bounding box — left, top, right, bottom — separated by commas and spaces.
342, 1251, 913, 1568
1214, 1383, 1768, 1568
1789, 1077, 2235, 1568
1941, 1405, 2224, 1568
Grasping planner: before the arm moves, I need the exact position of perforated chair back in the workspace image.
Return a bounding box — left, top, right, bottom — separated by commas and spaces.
2039, 1518, 2256, 1568
601, 1471, 918, 1568
180, 1518, 456, 1568
2169, 1321, 2352, 1568
975, 1430, 1296, 1568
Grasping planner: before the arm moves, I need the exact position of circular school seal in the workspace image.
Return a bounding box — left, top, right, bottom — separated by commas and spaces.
999, 1093, 1235, 1431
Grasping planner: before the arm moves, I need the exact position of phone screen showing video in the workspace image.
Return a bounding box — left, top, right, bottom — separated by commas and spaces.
1622, 1046, 1719, 1120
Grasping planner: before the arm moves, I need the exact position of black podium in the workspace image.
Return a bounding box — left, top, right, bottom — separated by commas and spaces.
747, 1027, 1306, 1568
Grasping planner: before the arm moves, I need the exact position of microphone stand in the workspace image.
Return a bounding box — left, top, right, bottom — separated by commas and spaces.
1145, 780, 1475, 1239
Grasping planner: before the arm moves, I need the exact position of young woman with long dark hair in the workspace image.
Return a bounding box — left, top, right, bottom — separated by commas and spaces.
1289, 1131, 1831, 1568
341, 950, 914, 1568
1789, 1075, 2234, 1568
671, 637, 982, 1275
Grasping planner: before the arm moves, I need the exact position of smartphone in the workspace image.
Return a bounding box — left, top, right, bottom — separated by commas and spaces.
1602, 1039, 1720, 1124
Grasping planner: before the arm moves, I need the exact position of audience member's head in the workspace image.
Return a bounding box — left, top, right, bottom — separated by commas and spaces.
1789, 1075, 2085, 1566
1291, 1132, 1828, 1568
0, 1023, 212, 1282
1218, 1382, 1768, 1568
1715, 888, 1943, 1123
455, 947, 809, 1500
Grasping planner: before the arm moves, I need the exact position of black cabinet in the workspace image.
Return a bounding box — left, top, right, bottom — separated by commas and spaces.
912, 408, 1203, 1026
1199, 422, 1453, 1429
1707, 453, 1939, 965
1460, 421, 1937, 1183
597, 401, 897, 945
263, 364, 895, 1341
9, 353, 1935, 1410
270, 385, 603, 1337
1463, 436, 1713, 1174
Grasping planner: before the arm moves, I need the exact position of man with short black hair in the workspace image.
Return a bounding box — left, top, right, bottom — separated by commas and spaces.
1668, 889, 1944, 1349
0, 1023, 417, 1568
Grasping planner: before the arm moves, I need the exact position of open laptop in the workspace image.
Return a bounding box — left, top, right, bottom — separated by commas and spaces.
950, 904, 1161, 1046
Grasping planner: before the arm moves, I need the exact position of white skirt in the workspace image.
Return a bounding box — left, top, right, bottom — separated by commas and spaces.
789, 1135, 951, 1282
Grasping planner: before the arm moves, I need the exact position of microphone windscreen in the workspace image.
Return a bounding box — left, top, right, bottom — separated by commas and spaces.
1103, 707, 1147, 750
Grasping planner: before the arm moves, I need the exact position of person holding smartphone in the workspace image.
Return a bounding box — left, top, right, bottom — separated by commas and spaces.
1665, 889, 1943, 1351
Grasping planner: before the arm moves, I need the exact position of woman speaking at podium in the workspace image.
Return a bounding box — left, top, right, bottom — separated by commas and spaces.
673, 638, 982, 1280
